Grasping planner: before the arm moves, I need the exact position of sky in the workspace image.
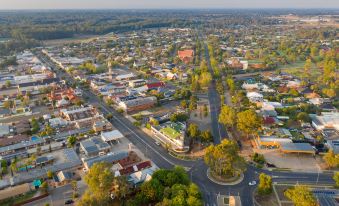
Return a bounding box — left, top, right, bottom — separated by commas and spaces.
0, 0, 338, 10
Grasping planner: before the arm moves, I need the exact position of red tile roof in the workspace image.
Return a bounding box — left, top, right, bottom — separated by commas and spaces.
178, 50, 194, 59
146, 82, 165, 89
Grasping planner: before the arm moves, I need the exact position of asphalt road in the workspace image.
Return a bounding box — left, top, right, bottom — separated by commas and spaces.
37, 52, 335, 206
203, 42, 228, 143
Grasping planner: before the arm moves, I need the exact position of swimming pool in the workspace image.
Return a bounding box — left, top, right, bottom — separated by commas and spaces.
31, 136, 39, 141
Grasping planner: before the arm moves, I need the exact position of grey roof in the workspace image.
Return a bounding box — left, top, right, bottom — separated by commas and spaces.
35, 156, 49, 164
80, 137, 110, 155
0, 108, 11, 115
280, 143, 314, 152
0, 138, 45, 154
84, 151, 129, 168
80, 140, 99, 154
63, 148, 80, 162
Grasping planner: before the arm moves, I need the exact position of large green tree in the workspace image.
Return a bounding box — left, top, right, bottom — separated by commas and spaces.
237, 109, 262, 137
204, 139, 244, 177
284, 185, 317, 206
80, 162, 114, 205
257, 173, 272, 195
219, 105, 237, 128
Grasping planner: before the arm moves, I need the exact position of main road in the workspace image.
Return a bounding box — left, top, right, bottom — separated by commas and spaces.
37, 52, 335, 206
203, 42, 228, 143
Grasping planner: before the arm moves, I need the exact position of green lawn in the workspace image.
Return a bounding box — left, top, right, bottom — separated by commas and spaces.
278, 61, 321, 81
161, 127, 181, 139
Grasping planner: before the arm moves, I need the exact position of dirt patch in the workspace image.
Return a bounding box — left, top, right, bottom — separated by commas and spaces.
255, 193, 279, 206
259, 149, 320, 172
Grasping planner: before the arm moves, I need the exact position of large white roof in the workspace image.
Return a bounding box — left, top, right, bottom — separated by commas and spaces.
101, 130, 124, 142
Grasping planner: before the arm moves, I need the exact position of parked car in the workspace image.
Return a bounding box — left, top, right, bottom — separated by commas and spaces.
155, 141, 161, 146
65, 199, 74, 205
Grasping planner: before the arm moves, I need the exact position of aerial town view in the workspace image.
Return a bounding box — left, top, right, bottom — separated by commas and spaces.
0, 1, 338, 206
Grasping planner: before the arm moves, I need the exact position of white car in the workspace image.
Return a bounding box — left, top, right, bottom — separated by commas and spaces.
249, 181, 257, 186
155, 141, 161, 146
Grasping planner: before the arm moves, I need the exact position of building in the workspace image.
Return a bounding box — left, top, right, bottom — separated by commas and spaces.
128, 165, 157, 186
101, 130, 124, 144
128, 79, 146, 88
118, 96, 157, 113
280, 142, 315, 155
80, 137, 111, 157
151, 121, 188, 152
256, 135, 292, 148
178, 50, 194, 63
116, 73, 136, 81
311, 112, 339, 131
83, 151, 129, 169
57, 170, 73, 183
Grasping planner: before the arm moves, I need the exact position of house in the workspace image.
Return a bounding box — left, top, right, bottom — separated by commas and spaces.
116, 73, 136, 81
311, 112, 339, 131
246, 92, 263, 103
128, 165, 157, 186
57, 170, 73, 183
128, 79, 146, 88
83, 151, 129, 169
35, 156, 54, 167
178, 50, 194, 63
80, 137, 111, 157
145, 82, 165, 91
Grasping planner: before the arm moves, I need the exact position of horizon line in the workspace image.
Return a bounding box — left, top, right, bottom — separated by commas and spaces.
0, 8, 339, 11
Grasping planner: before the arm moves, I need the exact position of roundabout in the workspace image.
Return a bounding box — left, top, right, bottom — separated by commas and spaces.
206, 168, 244, 186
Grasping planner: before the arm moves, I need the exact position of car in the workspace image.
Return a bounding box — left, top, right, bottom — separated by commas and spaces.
155, 141, 161, 146
65, 199, 74, 205
82, 167, 88, 172
249, 181, 257, 186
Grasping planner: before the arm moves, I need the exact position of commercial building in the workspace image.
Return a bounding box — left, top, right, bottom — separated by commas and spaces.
151, 121, 189, 152
118, 96, 157, 113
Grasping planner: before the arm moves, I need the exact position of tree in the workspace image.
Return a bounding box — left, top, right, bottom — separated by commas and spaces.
47, 170, 53, 179
67, 136, 77, 147
180, 100, 188, 109
111, 176, 130, 200
71, 180, 78, 197
323, 150, 339, 168
5, 80, 11, 88
332, 172, 339, 188
296, 112, 311, 123
226, 77, 235, 94
304, 59, 312, 79
204, 139, 244, 177
199, 72, 212, 88
3, 100, 14, 109
81, 162, 114, 204
219, 105, 237, 128
284, 185, 317, 206
200, 130, 213, 142
237, 110, 262, 137
40, 181, 49, 193
187, 123, 200, 140
170, 113, 189, 122
257, 173, 272, 195
40, 124, 55, 136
